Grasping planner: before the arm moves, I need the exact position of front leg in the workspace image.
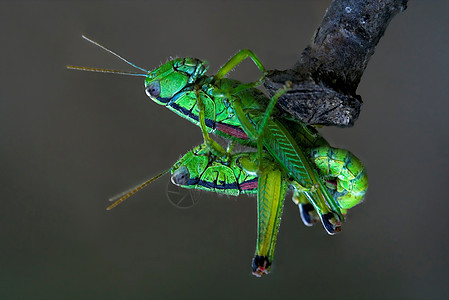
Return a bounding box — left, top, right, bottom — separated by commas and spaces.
195, 89, 227, 158
256, 81, 292, 138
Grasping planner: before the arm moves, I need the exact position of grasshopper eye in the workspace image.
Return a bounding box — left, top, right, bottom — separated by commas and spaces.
171, 166, 190, 186
145, 81, 161, 98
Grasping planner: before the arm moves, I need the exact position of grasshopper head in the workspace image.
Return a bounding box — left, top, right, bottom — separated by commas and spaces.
67, 36, 209, 106
170, 145, 209, 188
145, 58, 209, 105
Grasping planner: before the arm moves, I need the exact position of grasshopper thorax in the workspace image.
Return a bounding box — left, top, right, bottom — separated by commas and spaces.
145, 58, 209, 105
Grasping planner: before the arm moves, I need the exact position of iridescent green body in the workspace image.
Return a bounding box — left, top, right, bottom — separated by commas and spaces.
144, 59, 265, 144
311, 147, 368, 210
68, 40, 361, 233
170, 144, 287, 277
143, 54, 354, 234
169, 144, 367, 276
68, 38, 369, 276
170, 144, 259, 196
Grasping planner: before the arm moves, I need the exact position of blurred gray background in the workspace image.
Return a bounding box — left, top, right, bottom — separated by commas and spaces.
0, 1, 447, 299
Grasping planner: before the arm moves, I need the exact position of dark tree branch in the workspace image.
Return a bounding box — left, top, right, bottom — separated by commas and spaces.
264, 0, 408, 127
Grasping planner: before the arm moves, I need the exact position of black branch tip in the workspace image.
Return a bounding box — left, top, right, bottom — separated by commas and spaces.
264, 0, 408, 127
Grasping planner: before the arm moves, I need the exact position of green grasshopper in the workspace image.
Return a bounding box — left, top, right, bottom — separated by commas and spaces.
171, 144, 286, 277
168, 144, 367, 276
105, 144, 285, 277
68, 36, 367, 234
106, 143, 367, 276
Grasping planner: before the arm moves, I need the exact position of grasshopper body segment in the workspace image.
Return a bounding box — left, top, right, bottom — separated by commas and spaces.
311, 147, 368, 210
171, 145, 259, 196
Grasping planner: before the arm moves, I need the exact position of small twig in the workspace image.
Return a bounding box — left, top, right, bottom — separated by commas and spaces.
264, 0, 408, 127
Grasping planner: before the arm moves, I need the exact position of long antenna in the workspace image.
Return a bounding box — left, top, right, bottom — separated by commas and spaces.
107, 169, 170, 210
66, 65, 147, 77
81, 35, 149, 73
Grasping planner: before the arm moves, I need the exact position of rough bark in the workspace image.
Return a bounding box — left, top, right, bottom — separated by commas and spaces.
264, 0, 408, 127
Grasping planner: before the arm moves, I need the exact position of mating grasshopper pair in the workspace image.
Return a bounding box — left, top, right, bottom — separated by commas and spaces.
68, 36, 368, 276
